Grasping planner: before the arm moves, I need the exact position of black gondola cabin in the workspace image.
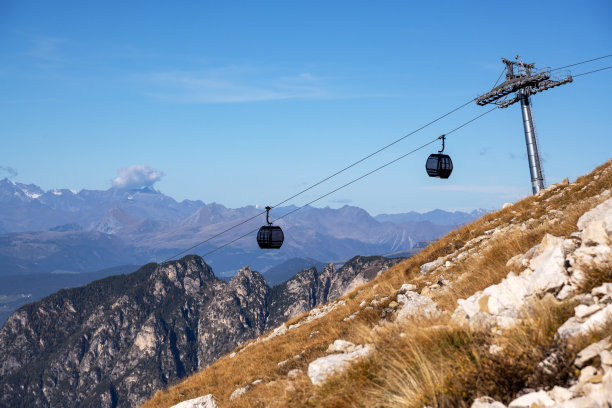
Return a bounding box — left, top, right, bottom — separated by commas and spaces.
426, 135, 453, 179
257, 225, 284, 249
257, 206, 284, 249
425, 153, 453, 179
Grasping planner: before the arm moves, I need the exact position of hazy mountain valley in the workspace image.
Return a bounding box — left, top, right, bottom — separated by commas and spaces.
0, 178, 483, 276
0, 179, 483, 325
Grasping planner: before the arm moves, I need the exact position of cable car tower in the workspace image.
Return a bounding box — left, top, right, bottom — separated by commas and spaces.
475, 56, 573, 194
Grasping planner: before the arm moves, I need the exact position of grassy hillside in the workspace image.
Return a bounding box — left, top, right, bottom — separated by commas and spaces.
144, 159, 612, 408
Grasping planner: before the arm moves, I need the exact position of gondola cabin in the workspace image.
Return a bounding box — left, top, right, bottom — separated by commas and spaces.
257, 206, 284, 249
425, 153, 453, 179
257, 225, 284, 249
425, 134, 453, 179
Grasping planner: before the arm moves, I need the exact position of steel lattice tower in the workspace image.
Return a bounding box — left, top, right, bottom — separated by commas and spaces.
475, 56, 573, 194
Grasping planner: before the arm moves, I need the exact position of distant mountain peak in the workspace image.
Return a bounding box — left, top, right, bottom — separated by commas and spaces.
1, 177, 478, 277
0, 178, 44, 202
374, 208, 490, 226
129, 186, 159, 194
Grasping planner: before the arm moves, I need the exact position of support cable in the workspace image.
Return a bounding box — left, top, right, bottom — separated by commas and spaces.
492, 67, 506, 88
550, 54, 611, 71
162, 97, 474, 262
162, 59, 611, 263
268, 98, 475, 209
184, 106, 498, 261
573, 66, 612, 77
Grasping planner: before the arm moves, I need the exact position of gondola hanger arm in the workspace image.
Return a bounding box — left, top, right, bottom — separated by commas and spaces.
265, 206, 272, 225
438, 135, 446, 153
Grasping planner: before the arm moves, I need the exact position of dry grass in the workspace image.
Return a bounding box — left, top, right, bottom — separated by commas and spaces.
143, 159, 612, 408
364, 297, 575, 407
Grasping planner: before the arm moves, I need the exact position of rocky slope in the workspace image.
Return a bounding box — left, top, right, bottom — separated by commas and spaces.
267, 256, 401, 329
143, 159, 612, 408
0, 254, 398, 407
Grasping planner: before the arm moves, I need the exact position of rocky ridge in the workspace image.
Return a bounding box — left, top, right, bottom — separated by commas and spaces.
294, 192, 612, 407
0, 254, 398, 407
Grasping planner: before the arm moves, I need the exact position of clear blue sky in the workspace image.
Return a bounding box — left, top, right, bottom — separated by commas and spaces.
1, 1, 610, 214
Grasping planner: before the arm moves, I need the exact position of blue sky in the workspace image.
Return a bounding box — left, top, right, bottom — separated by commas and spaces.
0, 1, 610, 214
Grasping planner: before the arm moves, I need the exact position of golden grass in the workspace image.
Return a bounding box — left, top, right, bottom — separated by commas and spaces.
143, 158, 612, 408
363, 297, 575, 407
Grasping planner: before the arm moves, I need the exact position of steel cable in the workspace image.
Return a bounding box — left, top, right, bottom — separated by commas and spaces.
162, 98, 474, 261
163, 57, 611, 262
550, 54, 611, 72
184, 106, 498, 261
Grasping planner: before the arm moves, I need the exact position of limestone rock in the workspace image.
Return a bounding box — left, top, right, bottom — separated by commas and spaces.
574, 336, 611, 368
327, 340, 359, 353
229, 385, 251, 400
396, 291, 444, 322
398, 283, 417, 294
452, 207, 612, 334
471, 396, 507, 408
557, 304, 612, 339
452, 270, 532, 330
548, 386, 574, 403
601, 350, 612, 367
307, 344, 373, 386
557, 284, 576, 300
420, 259, 443, 275
577, 197, 612, 246
527, 234, 569, 293
574, 304, 602, 319
555, 396, 602, 407
506, 253, 528, 271
489, 345, 503, 355
592, 283, 612, 297
577, 366, 600, 387
170, 395, 218, 408
508, 390, 555, 407
573, 244, 612, 271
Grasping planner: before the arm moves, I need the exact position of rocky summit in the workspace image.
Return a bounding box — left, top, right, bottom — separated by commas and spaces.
0, 254, 398, 407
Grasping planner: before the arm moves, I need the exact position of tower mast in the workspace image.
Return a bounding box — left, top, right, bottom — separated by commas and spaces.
475, 56, 572, 194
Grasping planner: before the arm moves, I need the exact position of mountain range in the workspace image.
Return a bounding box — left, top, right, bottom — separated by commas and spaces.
0, 178, 486, 276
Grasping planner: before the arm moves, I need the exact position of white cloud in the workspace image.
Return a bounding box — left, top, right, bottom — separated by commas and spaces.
112, 165, 164, 190
141, 66, 330, 103
0, 165, 18, 178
